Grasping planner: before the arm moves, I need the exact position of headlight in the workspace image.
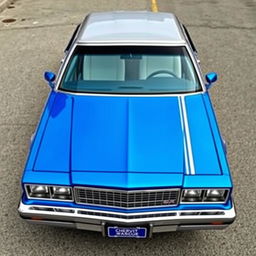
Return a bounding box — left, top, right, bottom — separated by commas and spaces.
28, 185, 50, 198
25, 185, 73, 201
204, 189, 228, 202
181, 189, 229, 203
52, 186, 72, 200
182, 189, 203, 202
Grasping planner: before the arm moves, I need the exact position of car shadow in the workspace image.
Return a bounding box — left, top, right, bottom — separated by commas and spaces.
30, 226, 204, 252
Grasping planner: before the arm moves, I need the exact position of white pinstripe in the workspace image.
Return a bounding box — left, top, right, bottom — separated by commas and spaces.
178, 96, 195, 175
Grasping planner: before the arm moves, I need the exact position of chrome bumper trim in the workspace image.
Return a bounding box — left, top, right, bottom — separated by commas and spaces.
18, 201, 236, 234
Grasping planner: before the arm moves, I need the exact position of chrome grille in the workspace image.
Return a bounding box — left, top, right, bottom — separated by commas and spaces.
74, 187, 180, 209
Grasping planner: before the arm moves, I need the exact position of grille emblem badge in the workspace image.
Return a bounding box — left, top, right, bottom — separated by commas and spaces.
163, 199, 176, 205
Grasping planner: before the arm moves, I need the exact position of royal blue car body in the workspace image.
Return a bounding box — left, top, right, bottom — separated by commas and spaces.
19, 11, 235, 237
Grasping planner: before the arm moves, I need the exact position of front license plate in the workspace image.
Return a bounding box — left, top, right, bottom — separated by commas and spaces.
107, 226, 147, 238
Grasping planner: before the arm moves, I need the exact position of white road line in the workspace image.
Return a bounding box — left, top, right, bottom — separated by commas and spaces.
151, 0, 159, 12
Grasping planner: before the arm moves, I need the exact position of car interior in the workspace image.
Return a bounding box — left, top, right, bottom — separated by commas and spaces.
61, 52, 201, 93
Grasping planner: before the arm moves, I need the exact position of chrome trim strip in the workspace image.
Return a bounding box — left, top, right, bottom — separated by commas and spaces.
75, 187, 179, 193
55, 90, 205, 97
177, 224, 229, 231
184, 44, 206, 92
76, 41, 187, 46
18, 201, 236, 224
74, 187, 180, 209
180, 96, 195, 175
178, 97, 189, 175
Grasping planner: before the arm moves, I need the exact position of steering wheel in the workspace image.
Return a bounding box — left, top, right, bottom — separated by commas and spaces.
146, 70, 178, 79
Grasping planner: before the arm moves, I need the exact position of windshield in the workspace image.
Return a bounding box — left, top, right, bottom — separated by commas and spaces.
59, 46, 202, 94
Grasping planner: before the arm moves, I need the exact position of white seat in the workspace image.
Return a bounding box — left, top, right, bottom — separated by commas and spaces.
139, 55, 182, 79
83, 55, 125, 81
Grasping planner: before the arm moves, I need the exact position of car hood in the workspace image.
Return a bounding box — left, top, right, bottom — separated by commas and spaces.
33, 92, 222, 186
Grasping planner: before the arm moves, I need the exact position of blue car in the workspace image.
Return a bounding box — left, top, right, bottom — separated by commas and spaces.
18, 11, 236, 238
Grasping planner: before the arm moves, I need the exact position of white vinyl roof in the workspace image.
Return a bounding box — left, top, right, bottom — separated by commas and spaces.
77, 11, 186, 44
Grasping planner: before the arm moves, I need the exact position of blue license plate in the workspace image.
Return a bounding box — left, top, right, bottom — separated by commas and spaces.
107, 226, 147, 238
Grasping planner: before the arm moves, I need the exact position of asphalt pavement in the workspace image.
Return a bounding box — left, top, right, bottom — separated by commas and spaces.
0, 0, 255, 255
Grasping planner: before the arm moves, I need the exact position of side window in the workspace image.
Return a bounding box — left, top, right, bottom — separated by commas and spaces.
182, 25, 197, 53
65, 24, 81, 53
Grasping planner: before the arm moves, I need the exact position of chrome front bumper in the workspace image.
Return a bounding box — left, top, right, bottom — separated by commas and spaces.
18, 201, 236, 236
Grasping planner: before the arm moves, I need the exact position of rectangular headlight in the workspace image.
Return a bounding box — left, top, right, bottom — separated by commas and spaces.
27, 185, 50, 198
204, 189, 229, 202
25, 184, 73, 201
51, 186, 72, 200
181, 189, 229, 203
181, 189, 203, 202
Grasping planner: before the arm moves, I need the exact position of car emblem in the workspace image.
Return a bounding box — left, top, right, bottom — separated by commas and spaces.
163, 199, 175, 205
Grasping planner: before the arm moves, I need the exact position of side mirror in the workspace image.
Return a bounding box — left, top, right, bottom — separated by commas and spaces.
44, 71, 56, 89
205, 72, 217, 89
